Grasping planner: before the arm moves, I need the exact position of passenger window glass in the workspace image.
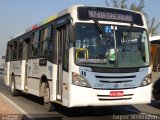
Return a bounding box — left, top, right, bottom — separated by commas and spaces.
32, 31, 40, 57
32, 31, 40, 44
18, 39, 23, 59
12, 41, 18, 60
41, 26, 53, 55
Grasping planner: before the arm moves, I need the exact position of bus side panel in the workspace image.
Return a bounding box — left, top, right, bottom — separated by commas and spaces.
51, 64, 58, 101
4, 62, 10, 86
27, 77, 40, 96
10, 60, 22, 90
21, 60, 26, 90
27, 59, 54, 97
46, 62, 54, 101
27, 59, 42, 96
62, 71, 69, 106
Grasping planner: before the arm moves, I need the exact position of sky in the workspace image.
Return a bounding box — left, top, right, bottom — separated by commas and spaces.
0, 0, 159, 63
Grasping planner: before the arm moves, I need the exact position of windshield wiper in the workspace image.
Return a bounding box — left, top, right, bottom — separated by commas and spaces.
93, 19, 118, 66
93, 19, 112, 42
93, 19, 104, 34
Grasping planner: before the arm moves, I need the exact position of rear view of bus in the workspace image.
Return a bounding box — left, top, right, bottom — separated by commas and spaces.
69, 6, 151, 107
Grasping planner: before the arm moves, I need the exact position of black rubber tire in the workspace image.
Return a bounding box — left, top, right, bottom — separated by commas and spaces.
11, 76, 19, 96
152, 77, 160, 101
42, 82, 55, 112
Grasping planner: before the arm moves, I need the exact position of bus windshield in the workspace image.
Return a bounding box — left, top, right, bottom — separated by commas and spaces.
75, 23, 150, 68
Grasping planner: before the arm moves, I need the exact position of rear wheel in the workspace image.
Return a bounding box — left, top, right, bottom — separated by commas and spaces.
41, 82, 54, 112
11, 76, 19, 96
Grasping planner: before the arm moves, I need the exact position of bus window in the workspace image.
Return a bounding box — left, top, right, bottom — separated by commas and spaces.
12, 40, 18, 60
41, 26, 52, 55
17, 39, 23, 59
62, 26, 69, 72
32, 31, 40, 57
5, 43, 11, 62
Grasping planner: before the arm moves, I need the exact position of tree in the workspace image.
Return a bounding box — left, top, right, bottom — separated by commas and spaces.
105, 0, 159, 36
106, 0, 127, 9
148, 18, 159, 36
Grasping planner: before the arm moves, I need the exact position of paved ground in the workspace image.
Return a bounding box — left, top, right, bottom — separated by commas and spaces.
0, 95, 20, 114
0, 75, 23, 120
0, 95, 24, 120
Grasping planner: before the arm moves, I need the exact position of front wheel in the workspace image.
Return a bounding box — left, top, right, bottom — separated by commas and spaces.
152, 77, 160, 101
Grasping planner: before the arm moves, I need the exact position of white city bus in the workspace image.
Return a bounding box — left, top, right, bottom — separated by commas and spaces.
4, 5, 152, 108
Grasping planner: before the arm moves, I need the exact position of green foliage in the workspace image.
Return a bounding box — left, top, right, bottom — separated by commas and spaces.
106, 0, 127, 9
120, 0, 127, 9
105, 0, 159, 36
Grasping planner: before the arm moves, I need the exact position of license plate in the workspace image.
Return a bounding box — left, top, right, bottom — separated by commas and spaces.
110, 91, 124, 97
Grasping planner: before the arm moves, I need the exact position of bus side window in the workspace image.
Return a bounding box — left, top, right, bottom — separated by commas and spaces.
41, 26, 53, 55
12, 40, 18, 60
53, 29, 57, 64
32, 31, 40, 57
17, 39, 23, 59
62, 25, 69, 72
5, 43, 11, 62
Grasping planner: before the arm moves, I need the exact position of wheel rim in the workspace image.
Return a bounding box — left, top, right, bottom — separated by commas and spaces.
44, 87, 50, 104
11, 81, 14, 93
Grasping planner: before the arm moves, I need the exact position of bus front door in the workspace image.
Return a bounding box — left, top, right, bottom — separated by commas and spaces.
23, 38, 31, 91
56, 25, 69, 101
57, 28, 63, 101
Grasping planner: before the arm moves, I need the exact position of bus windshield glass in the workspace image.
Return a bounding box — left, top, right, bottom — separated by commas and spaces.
75, 23, 150, 68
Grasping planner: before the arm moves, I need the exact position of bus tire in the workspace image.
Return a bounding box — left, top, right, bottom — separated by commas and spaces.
41, 82, 54, 112
152, 77, 160, 101
11, 76, 19, 96
157, 64, 160, 75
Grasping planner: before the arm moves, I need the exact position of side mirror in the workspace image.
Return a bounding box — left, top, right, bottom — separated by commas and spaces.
2, 56, 6, 59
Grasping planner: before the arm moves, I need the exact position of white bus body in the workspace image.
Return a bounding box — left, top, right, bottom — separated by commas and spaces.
4, 5, 152, 108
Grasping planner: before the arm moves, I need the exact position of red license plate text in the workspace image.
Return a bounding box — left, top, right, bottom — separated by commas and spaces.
110, 91, 124, 97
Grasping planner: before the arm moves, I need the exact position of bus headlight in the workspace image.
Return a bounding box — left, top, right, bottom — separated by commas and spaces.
72, 72, 91, 88
140, 74, 152, 87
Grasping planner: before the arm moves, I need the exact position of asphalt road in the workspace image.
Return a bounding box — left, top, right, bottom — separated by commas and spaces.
0, 75, 160, 120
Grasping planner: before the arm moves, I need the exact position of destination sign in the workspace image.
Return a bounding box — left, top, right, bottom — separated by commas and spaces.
76, 58, 108, 64
88, 10, 133, 22
78, 7, 143, 26
54, 15, 71, 28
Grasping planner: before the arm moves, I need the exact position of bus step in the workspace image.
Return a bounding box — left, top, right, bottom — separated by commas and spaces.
22, 90, 28, 94
22, 87, 28, 94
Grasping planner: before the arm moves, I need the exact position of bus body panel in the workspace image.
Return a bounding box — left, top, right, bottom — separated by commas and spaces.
51, 64, 58, 101
10, 60, 22, 90
69, 84, 152, 107
27, 59, 54, 97
27, 77, 40, 96
67, 63, 152, 107
21, 60, 26, 90
4, 62, 10, 86
9, 60, 26, 91
78, 67, 149, 89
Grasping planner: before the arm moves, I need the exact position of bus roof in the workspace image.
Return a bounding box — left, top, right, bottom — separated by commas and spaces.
149, 35, 160, 41
9, 5, 145, 41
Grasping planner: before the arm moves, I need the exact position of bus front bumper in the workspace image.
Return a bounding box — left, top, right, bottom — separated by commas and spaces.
69, 84, 152, 107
